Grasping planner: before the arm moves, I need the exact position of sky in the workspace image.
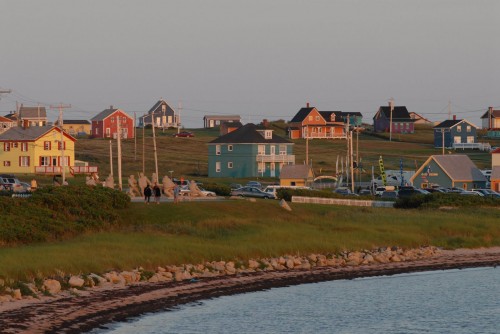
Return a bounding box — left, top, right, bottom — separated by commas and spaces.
1, 0, 499, 128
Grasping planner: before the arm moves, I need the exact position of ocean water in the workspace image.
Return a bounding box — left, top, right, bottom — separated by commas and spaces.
96, 267, 500, 334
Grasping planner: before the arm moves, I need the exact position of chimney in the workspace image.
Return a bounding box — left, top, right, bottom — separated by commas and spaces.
306, 102, 310, 108
23, 119, 29, 129
453, 115, 456, 120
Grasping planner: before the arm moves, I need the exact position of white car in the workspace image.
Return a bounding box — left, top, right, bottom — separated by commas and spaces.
180, 186, 216, 197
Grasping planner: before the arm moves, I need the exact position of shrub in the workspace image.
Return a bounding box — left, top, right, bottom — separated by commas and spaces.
276, 188, 339, 201
395, 193, 500, 209
202, 183, 231, 196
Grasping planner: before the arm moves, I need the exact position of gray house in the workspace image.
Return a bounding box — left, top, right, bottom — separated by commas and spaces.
139, 99, 179, 128
433, 118, 477, 148
410, 154, 487, 189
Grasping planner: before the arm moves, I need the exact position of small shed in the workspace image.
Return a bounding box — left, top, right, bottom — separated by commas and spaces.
279, 164, 315, 187
410, 154, 487, 189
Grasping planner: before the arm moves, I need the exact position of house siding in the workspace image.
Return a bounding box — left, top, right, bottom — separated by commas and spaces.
434, 122, 477, 148
412, 159, 486, 189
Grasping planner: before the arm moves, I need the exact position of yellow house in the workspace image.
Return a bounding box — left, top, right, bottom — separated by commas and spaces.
54, 119, 91, 136
0, 126, 77, 175
279, 164, 315, 187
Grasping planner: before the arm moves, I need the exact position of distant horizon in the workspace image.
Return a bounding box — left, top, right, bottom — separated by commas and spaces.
1, 0, 499, 128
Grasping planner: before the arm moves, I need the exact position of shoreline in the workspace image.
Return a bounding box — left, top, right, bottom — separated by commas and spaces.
1, 247, 499, 333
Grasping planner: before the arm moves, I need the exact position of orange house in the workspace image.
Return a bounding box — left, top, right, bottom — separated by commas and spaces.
288, 104, 346, 139
491, 147, 500, 192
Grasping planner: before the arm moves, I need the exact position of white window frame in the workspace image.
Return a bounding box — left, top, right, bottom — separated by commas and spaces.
216, 145, 221, 155
265, 130, 272, 139
40, 156, 50, 166
20, 156, 30, 167
4, 161, 11, 167
228, 162, 233, 169
457, 125, 461, 133
271, 146, 276, 155
106, 128, 111, 137
467, 136, 475, 143
215, 161, 221, 172
454, 136, 461, 143
258, 162, 264, 173
43, 141, 51, 150
258, 145, 265, 155
279, 145, 286, 155
228, 145, 233, 151
467, 125, 471, 132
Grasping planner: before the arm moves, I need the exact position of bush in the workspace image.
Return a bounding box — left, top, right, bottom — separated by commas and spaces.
276, 188, 335, 201
202, 183, 231, 196
395, 193, 500, 209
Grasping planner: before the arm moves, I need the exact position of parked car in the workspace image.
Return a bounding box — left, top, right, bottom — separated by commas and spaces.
0, 174, 23, 192
20, 182, 32, 192
460, 191, 483, 196
230, 183, 243, 190
472, 189, 500, 198
423, 188, 446, 193
245, 181, 263, 190
358, 189, 373, 196
398, 186, 429, 198
230, 186, 275, 199
333, 188, 359, 196
172, 131, 194, 138
180, 185, 216, 197
374, 186, 386, 196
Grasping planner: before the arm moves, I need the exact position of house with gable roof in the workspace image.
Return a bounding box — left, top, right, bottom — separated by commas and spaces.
140, 99, 180, 129
373, 103, 414, 133
288, 104, 347, 140
208, 123, 294, 178
18, 104, 47, 127
279, 164, 315, 187
409, 154, 487, 189
0, 125, 91, 175
0, 115, 16, 134
91, 106, 134, 139
433, 118, 477, 148
481, 107, 500, 138
204, 115, 241, 128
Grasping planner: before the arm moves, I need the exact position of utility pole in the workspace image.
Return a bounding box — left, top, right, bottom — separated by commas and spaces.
350, 126, 354, 193
448, 100, 452, 120
109, 140, 113, 176
117, 114, 122, 190
389, 97, 394, 142
50, 103, 71, 185
142, 117, 145, 174
134, 112, 137, 161
151, 116, 159, 181
177, 101, 182, 134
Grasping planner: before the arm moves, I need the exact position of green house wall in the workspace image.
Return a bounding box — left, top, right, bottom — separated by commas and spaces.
412, 160, 487, 189
208, 143, 293, 178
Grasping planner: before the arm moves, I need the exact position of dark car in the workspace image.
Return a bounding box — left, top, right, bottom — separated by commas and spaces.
358, 189, 373, 196
398, 186, 429, 198
230, 186, 275, 199
245, 181, 263, 190
334, 188, 359, 196
172, 131, 194, 138
381, 191, 398, 199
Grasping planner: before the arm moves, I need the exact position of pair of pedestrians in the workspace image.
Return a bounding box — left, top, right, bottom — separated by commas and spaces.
144, 183, 162, 204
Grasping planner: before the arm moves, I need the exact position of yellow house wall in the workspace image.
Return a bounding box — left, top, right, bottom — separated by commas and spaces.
0, 129, 75, 174
280, 178, 306, 187
62, 124, 91, 135
493, 154, 500, 167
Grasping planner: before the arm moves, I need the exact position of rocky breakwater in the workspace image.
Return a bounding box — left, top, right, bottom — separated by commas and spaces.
0, 246, 440, 303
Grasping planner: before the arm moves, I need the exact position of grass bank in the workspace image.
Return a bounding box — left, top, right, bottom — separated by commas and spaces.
1, 194, 499, 280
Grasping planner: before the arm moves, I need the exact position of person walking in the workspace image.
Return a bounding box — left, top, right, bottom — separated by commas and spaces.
153, 182, 161, 204
173, 183, 180, 204
144, 184, 152, 204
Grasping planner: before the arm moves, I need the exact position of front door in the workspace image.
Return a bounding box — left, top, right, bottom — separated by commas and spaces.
270, 163, 275, 177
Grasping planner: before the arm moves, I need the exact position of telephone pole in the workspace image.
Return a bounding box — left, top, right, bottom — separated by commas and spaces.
50, 103, 71, 185
177, 101, 182, 134
389, 97, 394, 142
117, 114, 122, 190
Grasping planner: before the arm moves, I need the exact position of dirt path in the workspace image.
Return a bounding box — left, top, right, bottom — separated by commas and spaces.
1, 248, 499, 334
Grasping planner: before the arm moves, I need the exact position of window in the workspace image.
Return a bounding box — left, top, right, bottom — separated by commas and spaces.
258, 145, 265, 155
58, 141, 66, 150
3, 143, 10, 151
228, 145, 233, 151
111, 117, 115, 123
279, 145, 286, 155
12, 142, 18, 148
3, 161, 10, 167
40, 156, 50, 166
95, 128, 99, 135
106, 128, 111, 137
457, 126, 461, 132
264, 130, 272, 139
258, 162, 264, 172
271, 146, 276, 155
315, 116, 320, 121
454, 136, 461, 143
467, 136, 475, 143
308, 116, 313, 121
19, 156, 30, 167
215, 162, 221, 172
228, 162, 233, 168
216, 145, 221, 155
60, 156, 69, 167
467, 125, 471, 132
318, 127, 322, 133
44, 141, 51, 150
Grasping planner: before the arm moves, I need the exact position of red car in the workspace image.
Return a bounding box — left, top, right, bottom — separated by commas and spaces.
173, 131, 195, 138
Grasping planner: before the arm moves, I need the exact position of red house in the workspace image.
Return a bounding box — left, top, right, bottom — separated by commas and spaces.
91, 106, 135, 139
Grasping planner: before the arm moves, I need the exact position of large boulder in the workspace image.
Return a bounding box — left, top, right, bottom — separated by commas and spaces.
43, 279, 61, 294
69, 276, 85, 288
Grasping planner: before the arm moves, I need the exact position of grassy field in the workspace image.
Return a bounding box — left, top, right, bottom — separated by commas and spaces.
1, 198, 499, 281
62, 122, 499, 188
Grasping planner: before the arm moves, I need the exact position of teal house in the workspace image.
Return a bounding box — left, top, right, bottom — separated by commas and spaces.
208, 123, 295, 178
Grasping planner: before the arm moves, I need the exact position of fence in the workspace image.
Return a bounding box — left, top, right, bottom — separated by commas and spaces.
291, 196, 394, 208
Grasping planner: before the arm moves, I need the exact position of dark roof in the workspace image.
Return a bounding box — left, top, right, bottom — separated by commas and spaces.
343, 112, 363, 117
56, 119, 90, 125
319, 111, 341, 121
376, 106, 412, 120
209, 123, 291, 144
290, 107, 315, 123
480, 109, 500, 119
0, 115, 14, 122
19, 106, 47, 119
3, 113, 17, 121
0, 126, 75, 141
148, 99, 176, 115
221, 121, 242, 128
433, 119, 462, 128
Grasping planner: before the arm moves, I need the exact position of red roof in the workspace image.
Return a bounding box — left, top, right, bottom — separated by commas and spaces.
491, 147, 500, 154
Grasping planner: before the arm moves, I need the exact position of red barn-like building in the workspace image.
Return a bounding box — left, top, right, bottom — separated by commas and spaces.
91, 106, 135, 139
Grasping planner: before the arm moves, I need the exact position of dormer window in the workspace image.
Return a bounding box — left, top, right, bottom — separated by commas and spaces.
331, 114, 335, 122
265, 130, 272, 139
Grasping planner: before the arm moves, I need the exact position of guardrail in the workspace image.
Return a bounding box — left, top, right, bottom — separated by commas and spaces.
453, 142, 491, 151
291, 196, 394, 208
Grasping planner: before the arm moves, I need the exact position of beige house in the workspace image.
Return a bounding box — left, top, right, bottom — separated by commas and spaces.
54, 119, 91, 136
279, 164, 315, 187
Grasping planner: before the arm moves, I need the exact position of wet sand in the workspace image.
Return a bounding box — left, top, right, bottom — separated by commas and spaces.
1, 247, 499, 333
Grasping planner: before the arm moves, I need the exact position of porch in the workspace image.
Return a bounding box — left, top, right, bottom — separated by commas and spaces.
35, 166, 99, 176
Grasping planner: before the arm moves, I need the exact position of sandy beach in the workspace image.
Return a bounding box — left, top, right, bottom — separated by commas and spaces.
1, 247, 499, 333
